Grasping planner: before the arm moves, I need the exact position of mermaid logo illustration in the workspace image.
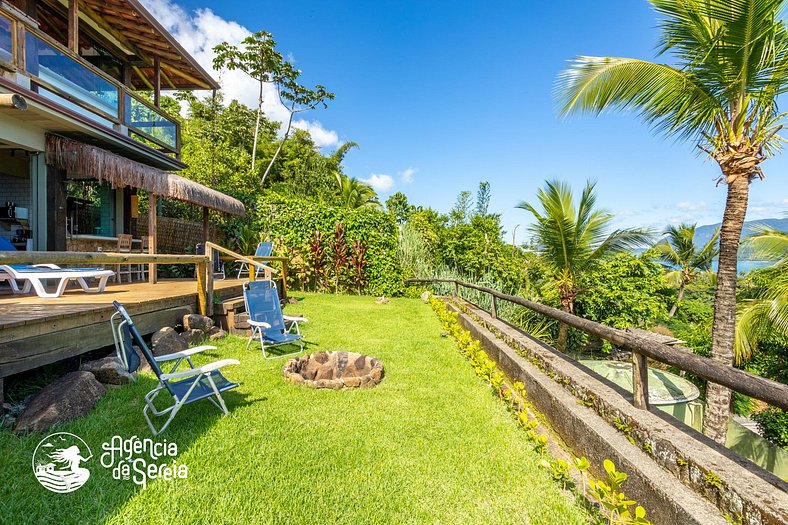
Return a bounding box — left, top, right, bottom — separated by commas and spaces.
32, 432, 92, 493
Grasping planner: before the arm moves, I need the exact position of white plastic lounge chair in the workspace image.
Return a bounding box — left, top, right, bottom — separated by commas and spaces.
110, 301, 240, 435
0, 264, 115, 298
243, 280, 307, 359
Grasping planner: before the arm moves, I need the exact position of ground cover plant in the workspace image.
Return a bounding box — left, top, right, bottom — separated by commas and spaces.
0, 294, 595, 525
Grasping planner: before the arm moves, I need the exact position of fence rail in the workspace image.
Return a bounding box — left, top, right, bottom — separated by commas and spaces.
406, 278, 788, 413
0, 248, 289, 317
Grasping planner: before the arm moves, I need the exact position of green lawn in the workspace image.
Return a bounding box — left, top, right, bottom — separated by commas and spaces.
0, 294, 594, 524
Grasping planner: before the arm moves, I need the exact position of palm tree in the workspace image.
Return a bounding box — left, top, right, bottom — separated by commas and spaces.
336, 175, 380, 209
517, 180, 650, 351
555, 0, 788, 444
736, 226, 788, 364
654, 224, 719, 317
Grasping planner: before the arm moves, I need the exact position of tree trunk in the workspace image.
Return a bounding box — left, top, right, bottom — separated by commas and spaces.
668, 282, 686, 317
556, 296, 573, 352
251, 79, 263, 174
260, 107, 296, 186
703, 175, 750, 444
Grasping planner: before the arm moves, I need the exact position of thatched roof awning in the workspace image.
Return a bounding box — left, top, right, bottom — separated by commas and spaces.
45, 135, 244, 217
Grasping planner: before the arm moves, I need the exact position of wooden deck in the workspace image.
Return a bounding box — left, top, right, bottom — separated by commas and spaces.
0, 278, 245, 381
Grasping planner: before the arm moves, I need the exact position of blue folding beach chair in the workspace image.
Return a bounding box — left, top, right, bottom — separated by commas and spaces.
243, 280, 307, 359
236, 241, 273, 279
110, 301, 240, 435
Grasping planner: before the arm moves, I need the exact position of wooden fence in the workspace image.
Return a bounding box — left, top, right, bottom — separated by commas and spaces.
406, 278, 788, 413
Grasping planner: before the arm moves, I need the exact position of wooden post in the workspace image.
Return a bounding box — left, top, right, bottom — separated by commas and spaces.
153, 57, 161, 108
280, 259, 288, 300
148, 193, 157, 284
491, 295, 498, 319
0, 377, 4, 418
205, 243, 214, 317
68, 0, 79, 53
453, 281, 459, 297
632, 351, 650, 410
202, 207, 209, 246
196, 261, 207, 316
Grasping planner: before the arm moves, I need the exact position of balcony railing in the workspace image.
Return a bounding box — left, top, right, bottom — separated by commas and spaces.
0, 9, 180, 156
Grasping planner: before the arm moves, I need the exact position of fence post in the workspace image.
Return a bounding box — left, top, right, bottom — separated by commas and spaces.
205, 244, 215, 317
491, 294, 498, 319
196, 261, 208, 316
280, 259, 288, 300
632, 351, 650, 410
453, 281, 459, 298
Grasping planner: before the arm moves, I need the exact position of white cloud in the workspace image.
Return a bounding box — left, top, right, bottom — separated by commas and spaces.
400, 167, 417, 184
362, 174, 394, 192
676, 200, 707, 212
139, 0, 340, 148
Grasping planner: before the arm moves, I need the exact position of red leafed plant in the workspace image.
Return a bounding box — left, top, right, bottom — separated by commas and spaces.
350, 239, 368, 294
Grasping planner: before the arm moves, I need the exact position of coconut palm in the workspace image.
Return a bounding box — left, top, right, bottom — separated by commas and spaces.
517, 180, 650, 351
736, 226, 788, 364
336, 174, 380, 209
555, 0, 788, 443
654, 223, 719, 317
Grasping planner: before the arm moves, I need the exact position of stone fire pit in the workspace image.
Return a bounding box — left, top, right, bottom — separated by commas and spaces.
283, 351, 384, 389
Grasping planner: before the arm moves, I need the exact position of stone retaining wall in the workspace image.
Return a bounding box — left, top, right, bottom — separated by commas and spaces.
448, 299, 788, 525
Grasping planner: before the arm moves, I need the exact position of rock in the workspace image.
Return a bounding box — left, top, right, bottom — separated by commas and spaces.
207, 326, 226, 341
132, 346, 152, 373
375, 296, 389, 305
286, 297, 298, 305
151, 327, 187, 357
80, 356, 136, 385
282, 351, 385, 389
183, 314, 214, 332
420, 291, 432, 303
14, 372, 106, 433
180, 328, 205, 346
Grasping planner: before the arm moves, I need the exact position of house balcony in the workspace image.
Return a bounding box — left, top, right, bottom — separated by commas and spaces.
0, 7, 180, 158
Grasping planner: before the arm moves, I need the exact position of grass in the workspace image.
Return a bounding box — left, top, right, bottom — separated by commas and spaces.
0, 294, 595, 524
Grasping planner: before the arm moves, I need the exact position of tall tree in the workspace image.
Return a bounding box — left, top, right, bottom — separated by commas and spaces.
654, 223, 719, 317
475, 181, 491, 217
517, 180, 650, 351
213, 30, 334, 184
450, 191, 473, 226
555, 0, 788, 444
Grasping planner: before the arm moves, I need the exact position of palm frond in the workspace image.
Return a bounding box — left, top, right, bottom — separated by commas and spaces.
556, 57, 722, 141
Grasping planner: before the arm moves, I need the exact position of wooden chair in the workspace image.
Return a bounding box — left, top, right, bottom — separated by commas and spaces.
116, 234, 134, 283
138, 236, 149, 281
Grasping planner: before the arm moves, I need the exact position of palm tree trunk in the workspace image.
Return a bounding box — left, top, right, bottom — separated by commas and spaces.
703, 175, 750, 444
556, 296, 573, 352
668, 282, 686, 317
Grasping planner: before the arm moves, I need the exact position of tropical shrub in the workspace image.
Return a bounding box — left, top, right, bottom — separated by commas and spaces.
752, 408, 788, 448
252, 193, 401, 295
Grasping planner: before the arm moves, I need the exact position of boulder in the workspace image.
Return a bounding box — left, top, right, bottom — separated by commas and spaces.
80, 356, 136, 385
14, 372, 106, 433
180, 329, 205, 346
151, 326, 187, 357
183, 314, 214, 332
375, 296, 389, 305
133, 346, 152, 373
207, 326, 226, 341
420, 291, 432, 303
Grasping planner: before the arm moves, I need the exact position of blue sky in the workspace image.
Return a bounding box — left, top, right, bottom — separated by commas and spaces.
147, 0, 788, 242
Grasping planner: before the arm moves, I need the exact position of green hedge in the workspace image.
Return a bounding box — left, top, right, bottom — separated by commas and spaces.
253, 193, 402, 295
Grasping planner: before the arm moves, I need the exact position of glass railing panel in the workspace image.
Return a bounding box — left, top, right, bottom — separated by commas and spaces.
0, 14, 12, 63
25, 32, 118, 118
124, 93, 177, 149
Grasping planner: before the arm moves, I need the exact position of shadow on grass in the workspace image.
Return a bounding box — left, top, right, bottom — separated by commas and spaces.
0, 369, 259, 525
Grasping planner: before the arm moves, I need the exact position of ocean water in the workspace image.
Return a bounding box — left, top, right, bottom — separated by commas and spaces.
710, 260, 774, 274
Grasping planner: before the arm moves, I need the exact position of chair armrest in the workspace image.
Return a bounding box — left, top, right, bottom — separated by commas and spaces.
154, 345, 218, 362
161, 359, 240, 380
33, 264, 61, 269
248, 320, 272, 329
283, 315, 308, 322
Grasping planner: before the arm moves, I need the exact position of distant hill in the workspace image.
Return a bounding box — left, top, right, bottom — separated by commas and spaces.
693, 218, 788, 259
